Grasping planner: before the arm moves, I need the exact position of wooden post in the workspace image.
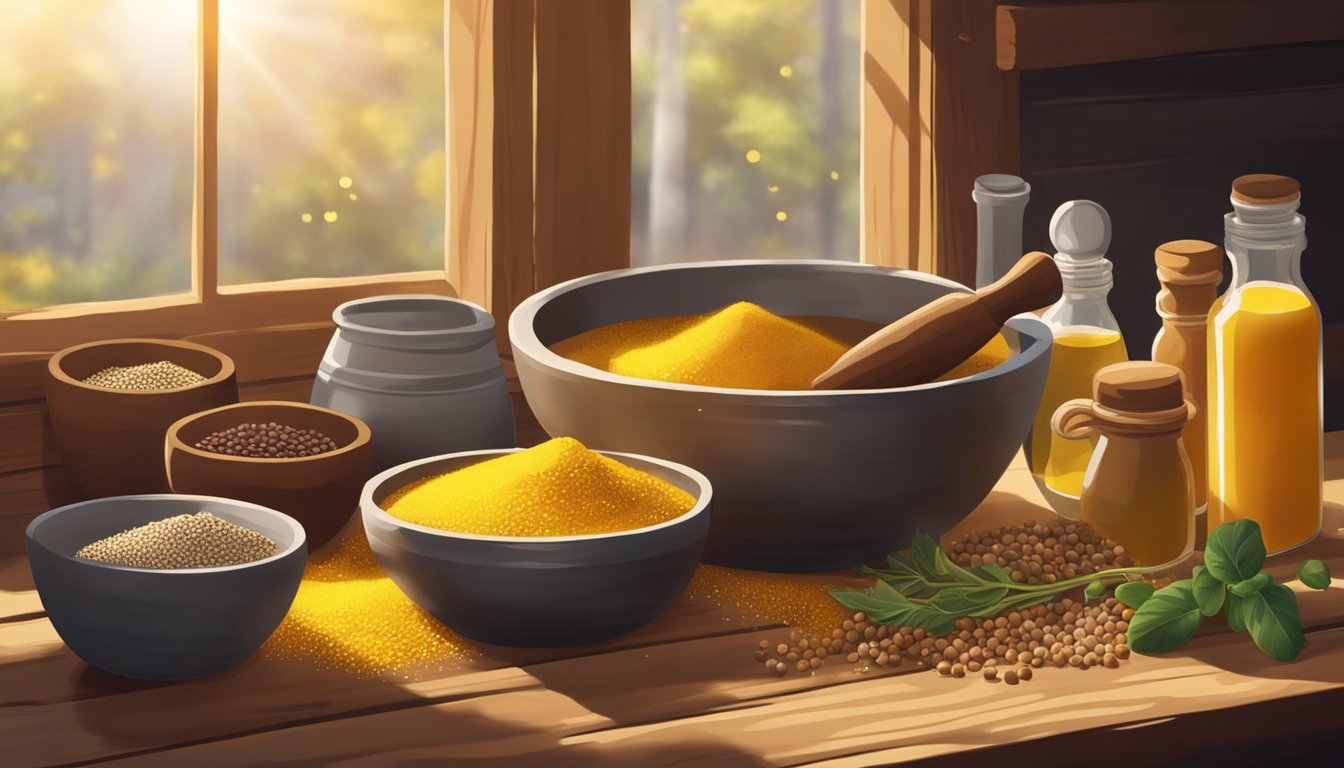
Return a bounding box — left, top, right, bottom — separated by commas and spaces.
533, 0, 632, 290
447, 0, 496, 309
193, 0, 219, 302
862, 0, 1018, 285
492, 0, 537, 325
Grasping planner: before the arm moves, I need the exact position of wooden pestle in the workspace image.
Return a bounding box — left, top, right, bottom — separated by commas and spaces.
811, 251, 1062, 390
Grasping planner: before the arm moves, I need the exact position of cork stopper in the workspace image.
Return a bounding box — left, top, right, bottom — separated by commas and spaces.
1231, 174, 1300, 205
1093, 362, 1186, 413
1155, 240, 1223, 278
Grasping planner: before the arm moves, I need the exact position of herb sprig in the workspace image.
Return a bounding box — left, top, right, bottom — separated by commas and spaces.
830, 530, 1159, 636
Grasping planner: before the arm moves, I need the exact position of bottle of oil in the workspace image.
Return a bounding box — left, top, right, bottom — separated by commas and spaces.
1027, 200, 1128, 518
1208, 174, 1322, 555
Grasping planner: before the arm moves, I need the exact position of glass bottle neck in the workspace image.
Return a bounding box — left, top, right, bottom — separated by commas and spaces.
1045, 255, 1120, 332
1223, 198, 1307, 292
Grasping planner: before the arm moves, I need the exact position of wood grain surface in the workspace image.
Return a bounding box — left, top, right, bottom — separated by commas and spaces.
3, 434, 1342, 766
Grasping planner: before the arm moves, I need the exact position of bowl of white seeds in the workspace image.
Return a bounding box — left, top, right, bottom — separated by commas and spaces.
26, 494, 305, 681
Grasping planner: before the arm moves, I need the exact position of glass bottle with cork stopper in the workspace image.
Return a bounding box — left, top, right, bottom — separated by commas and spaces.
1152, 239, 1223, 520
1207, 174, 1322, 555
1026, 200, 1129, 518
1052, 362, 1195, 568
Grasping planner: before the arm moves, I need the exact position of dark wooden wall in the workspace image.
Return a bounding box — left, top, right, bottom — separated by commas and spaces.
1017, 41, 1344, 430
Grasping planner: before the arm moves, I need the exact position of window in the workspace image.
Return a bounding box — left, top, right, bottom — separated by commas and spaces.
0, 0, 448, 319
630, 0, 861, 266
0, 0, 196, 309
218, 0, 446, 284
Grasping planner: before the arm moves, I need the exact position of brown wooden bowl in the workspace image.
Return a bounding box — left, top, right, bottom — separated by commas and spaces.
166, 401, 373, 550
45, 339, 240, 497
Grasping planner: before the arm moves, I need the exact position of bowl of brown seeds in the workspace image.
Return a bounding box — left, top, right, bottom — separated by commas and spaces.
166, 401, 373, 550
45, 339, 239, 496
25, 494, 305, 681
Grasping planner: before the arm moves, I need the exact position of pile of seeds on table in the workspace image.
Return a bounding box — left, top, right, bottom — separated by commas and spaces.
195, 422, 341, 458
754, 521, 1136, 683
75, 512, 277, 569
82, 361, 205, 390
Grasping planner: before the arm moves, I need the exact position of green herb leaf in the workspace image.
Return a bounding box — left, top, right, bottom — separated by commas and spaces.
1127, 579, 1203, 655
1226, 593, 1248, 632
908, 530, 944, 581
1192, 565, 1226, 617
855, 563, 928, 596
1115, 581, 1155, 609
971, 563, 1016, 584
1230, 572, 1275, 597
1084, 579, 1106, 600
1204, 520, 1266, 584
1297, 560, 1331, 590
928, 586, 1010, 617
1242, 583, 1305, 661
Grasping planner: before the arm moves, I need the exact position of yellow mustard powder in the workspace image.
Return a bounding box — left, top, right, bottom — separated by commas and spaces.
264, 533, 472, 676
382, 437, 697, 537
551, 301, 1010, 389
687, 565, 849, 637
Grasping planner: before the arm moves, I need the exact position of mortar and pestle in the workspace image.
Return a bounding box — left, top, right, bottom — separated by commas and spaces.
511, 254, 1061, 571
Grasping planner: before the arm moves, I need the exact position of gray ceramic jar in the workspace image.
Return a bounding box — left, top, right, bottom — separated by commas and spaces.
311, 295, 516, 473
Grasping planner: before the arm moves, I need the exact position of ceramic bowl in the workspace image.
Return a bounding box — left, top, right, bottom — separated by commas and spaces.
45, 339, 239, 496
509, 260, 1054, 572
26, 494, 306, 681
166, 401, 373, 551
361, 449, 711, 647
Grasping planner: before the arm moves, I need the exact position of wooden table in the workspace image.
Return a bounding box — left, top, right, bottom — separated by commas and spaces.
4, 434, 1343, 767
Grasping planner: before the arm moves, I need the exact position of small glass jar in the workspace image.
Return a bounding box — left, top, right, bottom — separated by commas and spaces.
1052, 362, 1194, 568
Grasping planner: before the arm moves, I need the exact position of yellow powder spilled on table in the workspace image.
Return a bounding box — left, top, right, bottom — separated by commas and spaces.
553, 301, 848, 390
687, 565, 848, 637
264, 533, 472, 676
552, 301, 1012, 390
383, 437, 697, 537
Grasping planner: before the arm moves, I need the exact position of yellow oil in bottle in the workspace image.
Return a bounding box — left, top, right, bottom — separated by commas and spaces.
1208, 283, 1322, 554
1030, 330, 1129, 497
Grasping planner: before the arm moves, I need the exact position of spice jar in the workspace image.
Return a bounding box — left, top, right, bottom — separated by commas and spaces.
1051, 362, 1194, 567
1152, 239, 1223, 516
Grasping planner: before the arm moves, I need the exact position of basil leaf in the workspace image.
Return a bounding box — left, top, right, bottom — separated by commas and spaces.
1230, 572, 1275, 597
1297, 560, 1331, 590
1192, 565, 1226, 617
928, 586, 1009, 617
1242, 583, 1305, 662
1115, 581, 1155, 609
1226, 593, 1248, 633
1204, 520, 1266, 584
1084, 579, 1106, 600
1127, 579, 1203, 655
856, 564, 928, 596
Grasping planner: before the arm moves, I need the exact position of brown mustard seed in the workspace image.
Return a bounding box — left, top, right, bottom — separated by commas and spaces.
195, 422, 341, 459
1003, 669, 1020, 685
984, 666, 998, 682
1017, 666, 1033, 681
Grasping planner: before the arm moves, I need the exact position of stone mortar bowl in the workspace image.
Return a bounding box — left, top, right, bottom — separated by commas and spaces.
361, 448, 711, 647
509, 260, 1053, 572
26, 494, 306, 681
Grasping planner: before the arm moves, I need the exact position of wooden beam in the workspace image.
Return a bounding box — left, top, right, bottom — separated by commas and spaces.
863, 0, 1018, 284
533, 0, 632, 290
492, 0, 537, 348
193, 0, 219, 303
998, 1, 1344, 72
446, 0, 496, 309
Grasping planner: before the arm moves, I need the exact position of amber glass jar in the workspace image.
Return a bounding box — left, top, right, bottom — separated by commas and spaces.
1051, 362, 1195, 567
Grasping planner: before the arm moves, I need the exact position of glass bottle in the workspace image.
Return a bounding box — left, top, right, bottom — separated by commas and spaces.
1052, 362, 1195, 567
1027, 200, 1129, 518
1207, 174, 1323, 555
1152, 240, 1223, 518
973, 174, 1031, 289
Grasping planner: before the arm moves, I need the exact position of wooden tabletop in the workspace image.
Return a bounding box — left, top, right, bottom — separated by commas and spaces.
4, 434, 1343, 767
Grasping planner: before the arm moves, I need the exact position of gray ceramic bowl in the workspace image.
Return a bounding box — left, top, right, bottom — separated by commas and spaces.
26, 495, 306, 681
509, 260, 1053, 572
361, 449, 711, 647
